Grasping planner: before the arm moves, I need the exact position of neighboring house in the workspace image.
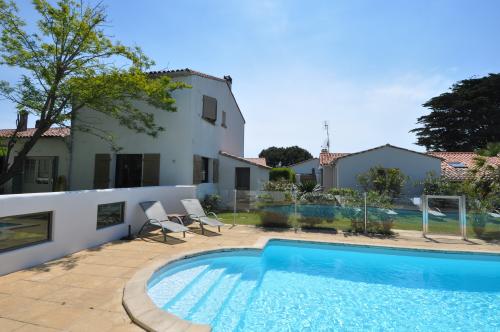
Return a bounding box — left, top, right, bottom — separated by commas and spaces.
69, 68, 268, 197
289, 158, 320, 183
0, 124, 71, 194
319, 144, 443, 195
428, 152, 500, 181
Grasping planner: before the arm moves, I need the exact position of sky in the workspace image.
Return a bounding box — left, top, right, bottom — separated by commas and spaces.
1, 0, 499, 157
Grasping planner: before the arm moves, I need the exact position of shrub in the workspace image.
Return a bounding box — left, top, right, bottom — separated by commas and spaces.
357, 166, 407, 197
263, 180, 294, 192
297, 180, 320, 195
201, 194, 221, 213
259, 211, 290, 228
269, 168, 296, 183
327, 187, 359, 197
299, 192, 336, 203
299, 216, 324, 229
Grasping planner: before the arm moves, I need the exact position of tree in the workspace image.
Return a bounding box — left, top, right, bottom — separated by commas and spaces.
258, 146, 313, 167
411, 73, 500, 151
0, 0, 188, 186
357, 166, 407, 197
477, 142, 500, 157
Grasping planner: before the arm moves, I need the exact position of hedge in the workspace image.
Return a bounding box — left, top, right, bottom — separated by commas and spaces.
269, 167, 296, 183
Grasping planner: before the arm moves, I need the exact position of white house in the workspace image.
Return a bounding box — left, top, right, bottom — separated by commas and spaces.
0, 122, 71, 194
0, 69, 270, 197
69, 68, 268, 197
289, 158, 320, 183
319, 144, 443, 195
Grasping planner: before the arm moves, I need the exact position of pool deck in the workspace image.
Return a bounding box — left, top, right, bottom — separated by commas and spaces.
1, 225, 499, 331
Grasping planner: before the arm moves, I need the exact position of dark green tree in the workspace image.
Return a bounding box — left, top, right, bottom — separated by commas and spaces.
258, 146, 313, 167
0, 0, 188, 186
411, 73, 500, 151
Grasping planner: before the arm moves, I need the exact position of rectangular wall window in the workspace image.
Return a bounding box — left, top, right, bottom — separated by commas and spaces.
0, 212, 52, 252
202, 95, 217, 123
221, 111, 227, 128
201, 157, 209, 183
97, 202, 125, 229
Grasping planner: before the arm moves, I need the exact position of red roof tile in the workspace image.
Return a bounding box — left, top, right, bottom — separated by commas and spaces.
319, 152, 349, 166
427, 152, 500, 180
244, 157, 268, 167
219, 151, 271, 169
0, 127, 70, 138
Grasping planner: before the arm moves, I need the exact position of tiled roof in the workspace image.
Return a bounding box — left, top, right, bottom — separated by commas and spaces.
0, 127, 70, 138
244, 157, 268, 167
319, 152, 349, 166
148, 68, 228, 83
219, 151, 271, 169
427, 152, 500, 180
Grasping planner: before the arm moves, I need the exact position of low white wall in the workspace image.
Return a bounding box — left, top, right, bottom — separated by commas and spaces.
0, 185, 196, 275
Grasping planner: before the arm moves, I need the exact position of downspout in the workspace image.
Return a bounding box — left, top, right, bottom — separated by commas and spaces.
67, 109, 76, 190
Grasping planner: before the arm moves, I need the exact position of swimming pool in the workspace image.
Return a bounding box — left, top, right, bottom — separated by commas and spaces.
147, 240, 500, 331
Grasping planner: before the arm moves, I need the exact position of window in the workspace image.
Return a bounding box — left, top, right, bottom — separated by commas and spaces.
24, 159, 36, 184
202, 95, 217, 123
201, 157, 209, 183
448, 162, 467, 168
97, 202, 125, 229
0, 212, 52, 252
221, 111, 227, 128
115, 154, 143, 188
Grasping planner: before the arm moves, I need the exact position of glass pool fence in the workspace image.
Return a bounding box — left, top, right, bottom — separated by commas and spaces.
216, 189, 500, 241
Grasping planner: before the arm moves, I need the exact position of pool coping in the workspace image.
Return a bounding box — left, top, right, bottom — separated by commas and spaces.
122, 235, 500, 332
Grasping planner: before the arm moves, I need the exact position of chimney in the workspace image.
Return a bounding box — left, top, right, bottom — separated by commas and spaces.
224, 75, 232, 89
16, 112, 28, 131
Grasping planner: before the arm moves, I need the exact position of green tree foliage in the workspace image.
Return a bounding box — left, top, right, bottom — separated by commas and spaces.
477, 142, 500, 157
0, 0, 188, 185
411, 73, 500, 151
357, 166, 407, 197
269, 167, 296, 183
259, 146, 313, 167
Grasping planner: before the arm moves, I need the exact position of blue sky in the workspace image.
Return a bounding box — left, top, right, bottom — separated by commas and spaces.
1, 0, 499, 156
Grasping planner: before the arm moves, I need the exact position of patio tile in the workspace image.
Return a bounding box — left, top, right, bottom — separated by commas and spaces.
28, 304, 91, 330
0, 317, 26, 331
13, 324, 59, 332
65, 309, 129, 332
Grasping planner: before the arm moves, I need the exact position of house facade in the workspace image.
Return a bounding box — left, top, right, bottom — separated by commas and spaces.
289, 158, 320, 183
70, 69, 268, 197
1, 69, 269, 196
0, 127, 71, 194
319, 144, 443, 195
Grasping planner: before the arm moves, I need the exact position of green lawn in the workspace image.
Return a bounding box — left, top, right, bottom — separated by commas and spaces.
218, 210, 500, 240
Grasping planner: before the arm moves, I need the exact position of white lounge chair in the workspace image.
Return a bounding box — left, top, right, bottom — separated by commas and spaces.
139, 201, 189, 240
488, 209, 500, 218
181, 198, 224, 234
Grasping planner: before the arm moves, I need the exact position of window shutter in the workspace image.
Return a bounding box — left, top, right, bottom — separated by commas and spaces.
213, 159, 219, 183
193, 155, 202, 184
93, 154, 110, 189
142, 154, 160, 186
202, 95, 217, 122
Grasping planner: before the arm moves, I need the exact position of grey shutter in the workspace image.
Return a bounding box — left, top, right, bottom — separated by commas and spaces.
142, 154, 160, 186
213, 159, 219, 183
193, 155, 202, 184
202, 95, 217, 122
93, 154, 110, 189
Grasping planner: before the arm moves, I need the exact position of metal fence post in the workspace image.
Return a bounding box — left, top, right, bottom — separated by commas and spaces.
364, 192, 367, 234
459, 195, 467, 240
233, 189, 237, 226
422, 195, 428, 236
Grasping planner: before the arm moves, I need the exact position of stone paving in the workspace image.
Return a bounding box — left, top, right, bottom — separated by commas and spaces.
0, 225, 499, 331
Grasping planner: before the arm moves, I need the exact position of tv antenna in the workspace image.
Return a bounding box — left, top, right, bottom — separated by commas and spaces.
322, 121, 330, 152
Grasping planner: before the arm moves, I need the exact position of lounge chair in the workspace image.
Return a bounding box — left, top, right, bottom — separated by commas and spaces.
139, 201, 190, 240
181, 198, 224, 234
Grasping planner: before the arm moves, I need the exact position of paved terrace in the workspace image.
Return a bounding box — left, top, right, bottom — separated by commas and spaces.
1, 226, 499, 331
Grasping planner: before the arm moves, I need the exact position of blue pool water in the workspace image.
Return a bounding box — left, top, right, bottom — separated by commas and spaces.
147, 240, 500, 331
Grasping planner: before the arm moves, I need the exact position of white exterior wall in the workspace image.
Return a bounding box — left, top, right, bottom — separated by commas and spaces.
70, 74, 245, 191
290, 158, 319, 175
322, 165, 334, 190
3, 138, 70, 194
0, 185, 196, 275
335, 146, 442, 195
218, 154, 270, 195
